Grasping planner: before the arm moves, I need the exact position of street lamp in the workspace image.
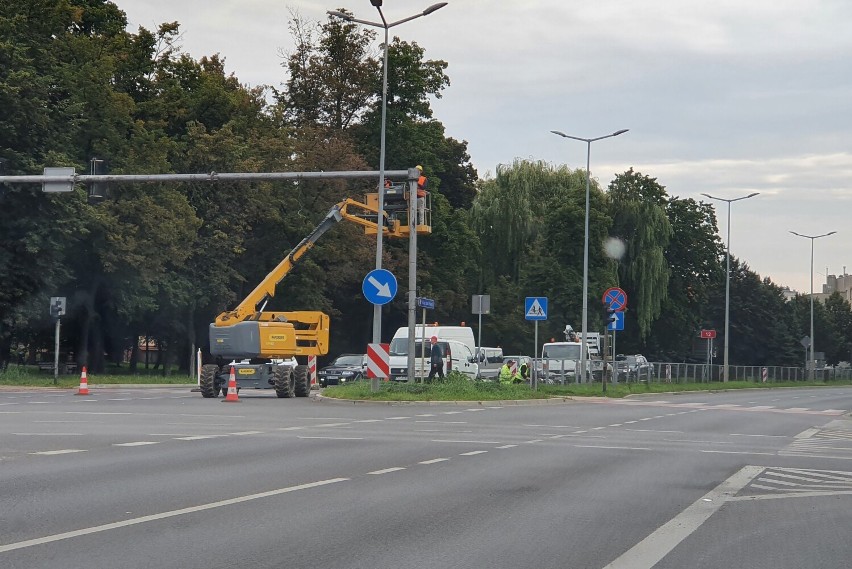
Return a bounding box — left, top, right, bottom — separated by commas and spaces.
701, 192, 759, 382
328, 2, 448, 349
789, 230, 836, 379
551, 129, 628, 382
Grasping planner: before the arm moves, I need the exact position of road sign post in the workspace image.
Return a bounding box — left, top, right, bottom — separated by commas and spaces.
525, 297, 548, 391
416, 298, 436, 381
472, 294, 491, 360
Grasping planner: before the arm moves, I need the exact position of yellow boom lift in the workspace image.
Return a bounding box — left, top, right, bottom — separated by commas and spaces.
199, 183, 431, 398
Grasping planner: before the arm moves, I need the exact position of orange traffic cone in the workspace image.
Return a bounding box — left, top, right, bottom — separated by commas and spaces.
222, 366, 240, 403
75, 366, 90, 395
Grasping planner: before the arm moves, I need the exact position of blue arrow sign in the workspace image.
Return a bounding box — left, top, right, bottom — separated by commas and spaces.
607, 311, 625, 331
362, 269, 398, 305
525, 297, 548, 321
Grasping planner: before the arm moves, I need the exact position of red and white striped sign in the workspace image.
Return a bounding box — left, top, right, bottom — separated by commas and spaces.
308, 356, 317, 387
761, 367, 768, 383
367, 343, 390, 379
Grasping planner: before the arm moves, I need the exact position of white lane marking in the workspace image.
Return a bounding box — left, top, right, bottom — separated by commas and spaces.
786, 407, 809, 412
27, 402, 51, 404
523, 424, 581, 429
575, 445, 651, 451
33, 421, 101, 424
602, 465, 763, 569
174, 435, 226, 441
298, 436, 364, 440
419, 458, 450, 464
416, 420, 468, 424
416, 429, 473, 433
730, 490, 852, 501
65, 412, 132, 415
0, 411, 21, 414
495, 445, 517, 449
664, 439, 734, 445
574, 430, 588, 434
0, 477, 347, 554
0, 403, 20, 406
431, 439, 503, 444
466, 409, 486, 412
460, 451, 488, 456
626, 429, 683, 434
639, 418, 653, 421
13, 433, 84, 436
609, 424, 623, 427
550, 434, 606, 439
700, 450, 775, 456
442, 411, 463, 414
756, 477, 798, 487
147, 433, 198, 437
353, 419, 382, 423
369, 467, 406, 475
795, 428, 820, 439
166, 423, 234, 427
730, 433, 788, 438
385, 416, 410, 420
824, 410, 847, 414
107, 398, 133, 401
591, 427, 607, 430
277, 427, 305, 431
29, 449, 87, 456
229, 431, 264, 436
416, 414, 436, 417
113, 442, 159, 447
524, 440, 543, 444
312, 423, 350, 428
623, 421, 637, 424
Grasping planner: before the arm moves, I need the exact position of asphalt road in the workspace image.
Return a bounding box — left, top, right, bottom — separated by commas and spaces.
1, 386, 850, 568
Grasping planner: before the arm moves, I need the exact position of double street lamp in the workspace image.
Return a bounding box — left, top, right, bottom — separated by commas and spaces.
551, 129, 628, 381
789, 230, 836, 379
328, 2, 448, 347
701, 192, 759, 382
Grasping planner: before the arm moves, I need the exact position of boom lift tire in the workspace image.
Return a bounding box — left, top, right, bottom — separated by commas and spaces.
200, 364, 220, 398
294, 365, 310, 397
274, 367, 295, 398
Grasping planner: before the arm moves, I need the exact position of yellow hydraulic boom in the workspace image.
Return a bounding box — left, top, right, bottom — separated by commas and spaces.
209, 191, 430, 361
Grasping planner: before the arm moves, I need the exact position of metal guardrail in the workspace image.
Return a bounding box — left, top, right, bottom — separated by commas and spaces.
531, 359, 852, 385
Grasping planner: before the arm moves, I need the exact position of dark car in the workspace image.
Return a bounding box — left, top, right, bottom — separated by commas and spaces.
318, 354, 367, 387
614, 354, 654, 381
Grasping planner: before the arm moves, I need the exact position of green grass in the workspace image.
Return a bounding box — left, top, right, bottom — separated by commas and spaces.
322, 374, 852, 402
0, 365, 196, 388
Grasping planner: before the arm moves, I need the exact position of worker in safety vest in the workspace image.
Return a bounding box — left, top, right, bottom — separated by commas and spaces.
499, 359, 515, 385
415, 165, 427, 225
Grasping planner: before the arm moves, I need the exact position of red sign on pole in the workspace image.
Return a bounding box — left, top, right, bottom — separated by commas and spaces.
367, 343, 390, 380
700, 329, 717, 339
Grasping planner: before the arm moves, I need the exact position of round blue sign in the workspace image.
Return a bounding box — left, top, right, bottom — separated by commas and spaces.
362, 269, 398, 305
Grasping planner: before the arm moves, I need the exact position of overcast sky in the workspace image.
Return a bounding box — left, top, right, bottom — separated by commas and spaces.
122, 1, 852, 295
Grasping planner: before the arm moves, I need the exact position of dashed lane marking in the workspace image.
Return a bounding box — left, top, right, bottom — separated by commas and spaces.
418, 458, 450, 464
113, 442, 159, 447
29, 449, 87, 456
368, 467, 406, 475
460, 450, 488, 456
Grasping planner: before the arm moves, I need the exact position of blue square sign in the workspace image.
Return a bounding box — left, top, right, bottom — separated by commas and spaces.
525, 297, 548, 321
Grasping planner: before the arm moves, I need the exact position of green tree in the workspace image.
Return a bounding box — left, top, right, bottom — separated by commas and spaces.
608, 168, 672, 340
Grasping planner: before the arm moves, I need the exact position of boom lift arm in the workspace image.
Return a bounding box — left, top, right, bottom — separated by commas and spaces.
209, 192, 429, 361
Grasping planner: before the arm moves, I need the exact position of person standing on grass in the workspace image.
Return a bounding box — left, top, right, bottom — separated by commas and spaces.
427, 336, 444, 381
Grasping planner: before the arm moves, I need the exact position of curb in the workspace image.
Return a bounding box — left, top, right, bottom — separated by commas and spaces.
312, 393, 577, 406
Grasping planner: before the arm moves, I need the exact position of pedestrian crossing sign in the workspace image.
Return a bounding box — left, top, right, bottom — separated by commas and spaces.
525, 297, 548, 321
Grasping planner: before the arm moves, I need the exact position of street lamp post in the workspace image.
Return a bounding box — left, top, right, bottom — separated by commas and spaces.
701, 192, 759, 382
328, 2, 448, 351
551, 129, 628, 382
789, 230, 836, 379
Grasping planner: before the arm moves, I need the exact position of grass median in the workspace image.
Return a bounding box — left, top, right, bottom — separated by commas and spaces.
0, 365, 196, 388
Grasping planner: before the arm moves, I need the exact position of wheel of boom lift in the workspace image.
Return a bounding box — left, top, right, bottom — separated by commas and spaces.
273, 366, 295, 398
199, 365, 219, 398
294, 365, 310, 397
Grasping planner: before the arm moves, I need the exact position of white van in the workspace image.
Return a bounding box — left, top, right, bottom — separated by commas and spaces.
539, 341, 593, 383
475, 347, 504, 380
392, 325, 476, 354
388, 326, 478, 380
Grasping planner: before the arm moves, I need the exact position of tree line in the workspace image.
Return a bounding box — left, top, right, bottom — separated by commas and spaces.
1, 1, 850, 373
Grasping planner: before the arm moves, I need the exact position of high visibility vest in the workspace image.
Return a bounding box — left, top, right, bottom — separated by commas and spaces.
499, 364, 513, 384
417, 175, 427, 197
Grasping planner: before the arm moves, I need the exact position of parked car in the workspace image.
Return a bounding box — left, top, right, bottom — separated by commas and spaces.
475, 347, 504, 379
614, 354, 654, 381
318, 354, 367, 387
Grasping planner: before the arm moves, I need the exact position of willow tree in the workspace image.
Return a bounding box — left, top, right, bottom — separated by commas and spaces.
608, 168, 672, 340
471, 159, 590, 286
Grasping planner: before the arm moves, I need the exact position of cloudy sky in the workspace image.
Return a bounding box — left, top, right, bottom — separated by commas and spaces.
122, 0, 852, 295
